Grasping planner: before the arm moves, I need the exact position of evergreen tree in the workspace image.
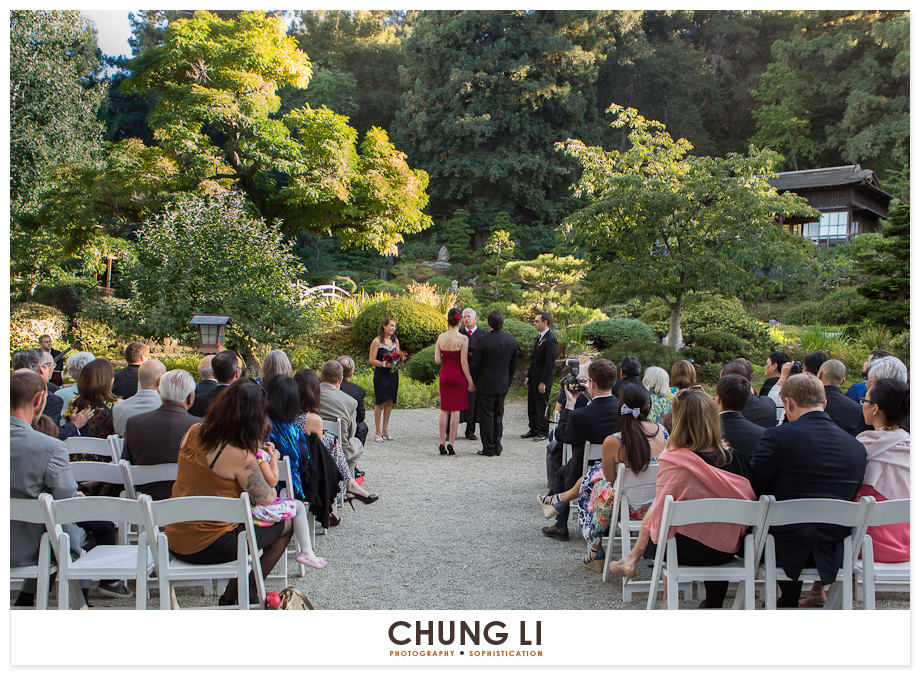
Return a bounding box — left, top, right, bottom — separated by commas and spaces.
855, 204, 910, 329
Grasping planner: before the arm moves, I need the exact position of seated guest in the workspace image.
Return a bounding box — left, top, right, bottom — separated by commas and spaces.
12, 349, 65, 425
669, 359, 697, 395
722, 360, 778, 427
338, 356, 369, 447
845, 349, 894, 402
113, 360, 166, 436
716, 374, 764, 465
545, 365, 590, 491
112, 342, 149, 399
11, 369, 128, 605
318, 361, 364, 477
188, 350, 241, 417
193, 355, 217, 399
122, 369, 202, 500
857, 378, 910, 562
642, 366, 673, 424
166, 379, 295, 607
292, 369, 377, 517
817, 359, 863, 436
760, 352, 790, 397
57, 351, 95, 413
540, 359, 619, 542
611, 355, 644, 399
609, 387, 755, 608
750, 373, 866, 608
541, 384, 668, 571
64, 359, 118, 453
263, 374, 347, 529
260, 349, 293, 381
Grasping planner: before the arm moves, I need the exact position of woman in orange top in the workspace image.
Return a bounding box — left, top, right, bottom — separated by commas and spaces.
167, 379, 294, 606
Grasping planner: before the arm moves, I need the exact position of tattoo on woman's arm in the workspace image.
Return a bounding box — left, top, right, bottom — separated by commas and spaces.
244, 463, 275, 504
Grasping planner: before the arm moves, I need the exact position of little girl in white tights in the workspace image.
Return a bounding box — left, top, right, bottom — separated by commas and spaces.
253, 442, 325, 569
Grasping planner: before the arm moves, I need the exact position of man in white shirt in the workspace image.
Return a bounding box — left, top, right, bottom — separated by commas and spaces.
112, 360, 166, 436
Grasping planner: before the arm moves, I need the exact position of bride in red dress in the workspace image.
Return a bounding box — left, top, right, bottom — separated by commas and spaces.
434, 308, 475, 456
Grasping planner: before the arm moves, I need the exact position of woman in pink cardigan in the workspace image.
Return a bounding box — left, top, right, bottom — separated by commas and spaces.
609, 387, 755, 608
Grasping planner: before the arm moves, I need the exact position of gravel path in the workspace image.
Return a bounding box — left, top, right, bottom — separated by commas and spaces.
17, 400, 909, 610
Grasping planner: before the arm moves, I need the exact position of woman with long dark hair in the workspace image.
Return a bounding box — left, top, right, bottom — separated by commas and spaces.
369, 317, 400, 441
64, 358, 119, 460
166, 378, 295, 606
434, 307, 474, 455
608, 387, 754, 608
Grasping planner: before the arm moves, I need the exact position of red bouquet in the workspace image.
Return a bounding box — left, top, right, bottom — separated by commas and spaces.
382, 349, 408, 369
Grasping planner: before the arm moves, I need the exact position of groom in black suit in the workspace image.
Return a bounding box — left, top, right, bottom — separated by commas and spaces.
522, 311, 558, 441
470, 310, 519, 457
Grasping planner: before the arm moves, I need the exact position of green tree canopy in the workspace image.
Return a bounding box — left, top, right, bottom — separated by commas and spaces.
855, 203, 909, 329
558, 104, 815, 347
123, 10, 431, 255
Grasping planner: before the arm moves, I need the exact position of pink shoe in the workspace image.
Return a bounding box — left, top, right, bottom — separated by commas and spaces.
296, 552, 326, 569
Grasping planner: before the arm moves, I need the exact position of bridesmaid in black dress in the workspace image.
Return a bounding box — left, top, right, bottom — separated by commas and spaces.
369, 317, 400, 442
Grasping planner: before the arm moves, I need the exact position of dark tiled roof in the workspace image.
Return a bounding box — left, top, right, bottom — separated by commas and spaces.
767, 164, 891, 199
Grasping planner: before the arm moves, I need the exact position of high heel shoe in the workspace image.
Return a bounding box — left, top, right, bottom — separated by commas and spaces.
439, 443, 447, 455
345, 492, 379, 509
608, 562, 638, 582
447, 444, 455, 456
582, 547, 605, 573
328, 513, 341, 527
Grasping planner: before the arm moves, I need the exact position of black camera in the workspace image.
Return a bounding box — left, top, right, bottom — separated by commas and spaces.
561, 358, 586, 393
790, 361, 803, 375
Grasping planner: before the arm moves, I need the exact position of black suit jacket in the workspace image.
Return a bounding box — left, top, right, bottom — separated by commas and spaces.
340, 380, 367, 425
188, 382, 228, 418
44, 388, 64, 425
112, 364, 140, 399
555, 395, 619, 449
750, 410, 867, 581
611, 375, 646, 401
527, 331, 557, 388
465, 326, 484, 353
123, 404, 203, 500
742, 394, 779, 428
823, 386, 864, 437
720, 411, 766, 463
471, 328, 518, 395
759, 376, 779, 397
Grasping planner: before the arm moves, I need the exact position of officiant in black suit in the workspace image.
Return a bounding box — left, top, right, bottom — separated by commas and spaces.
459, 308, 485, 440
522, 311, 557, 441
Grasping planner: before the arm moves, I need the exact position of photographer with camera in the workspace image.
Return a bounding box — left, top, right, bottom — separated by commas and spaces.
545, 360, 590, 490
539, 359, 619, 541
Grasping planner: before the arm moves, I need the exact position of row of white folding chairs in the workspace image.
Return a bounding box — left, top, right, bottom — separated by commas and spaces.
11, 492, 268, 610
646, 495, 908, 610
321, 418, 345, 513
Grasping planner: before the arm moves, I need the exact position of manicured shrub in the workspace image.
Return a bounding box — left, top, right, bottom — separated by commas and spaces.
695, 364, 723, 383
682, 345, 717, 365
694, 331, 746, 357
583, 318, 656, 349
289, 344, 326, 373
815, 286, 866, 325
600, 340, 682, 372
503, 318, 540, 356
352, 297, 445, 353
680, 306, 774, 354
781, 301, 822, 326
70, 316, 119, 358
10, 302, 69, 353
405, 343, 439, 383
161, 352, 204, 382
351, 371, 439, 409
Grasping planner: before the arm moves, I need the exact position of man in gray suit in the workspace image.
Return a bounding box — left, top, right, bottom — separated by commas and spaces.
10, 370, 127, 605
122, 369, 203, 500
318, 360, 364, 475
112, 359, 167, 436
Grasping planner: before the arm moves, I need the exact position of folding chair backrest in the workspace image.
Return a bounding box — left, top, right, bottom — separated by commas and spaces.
867, 498, 910, 527
67, 460, 130, 487
108, 435, 124, 462
42, 494, 150, 532
618, 462, 659, 507
277, 457, 297, 500
662, 496, 770, 529
322, 419, 343, 446
120, 460, 178, 500
582, 441, 604, 475
64, 436, 112, 460
11, 497, 47, 525
767, 498, 867, 528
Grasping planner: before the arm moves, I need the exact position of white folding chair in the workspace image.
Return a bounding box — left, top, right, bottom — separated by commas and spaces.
855, 498, 910, 610
40, 493, 154, 610
274, 456, 306, 580
646, 495, 773, 610
142, 493, 266, 610
322, 418, 346, 509
120, 460, 178, 500
64, 436, 113, 461
108, 435, 124, 462
10, 497, 58, 610
760, 497, 873, 610
67, 460, 133, 545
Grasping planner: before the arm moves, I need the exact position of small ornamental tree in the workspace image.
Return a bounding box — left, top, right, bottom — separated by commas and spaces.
126, 192, 309, 361
855, 203, 910, 329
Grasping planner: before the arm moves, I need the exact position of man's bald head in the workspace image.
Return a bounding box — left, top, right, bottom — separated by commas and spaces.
197, 355, 215, 380
138, 359, 167, 390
